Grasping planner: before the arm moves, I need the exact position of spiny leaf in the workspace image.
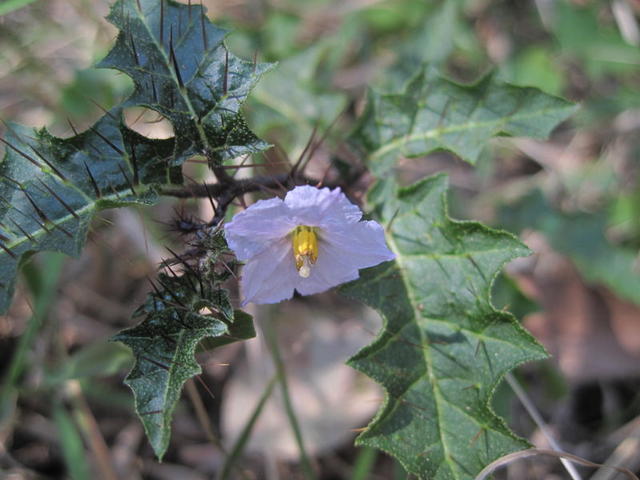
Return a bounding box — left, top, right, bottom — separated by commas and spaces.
499, 190, 640, 306
351, 68, 577, 174
114, 263, 255, 459
98, 0, 273, 165
341, 174, 547, 479
0, 106, 180, 313
0, 0, 272, 313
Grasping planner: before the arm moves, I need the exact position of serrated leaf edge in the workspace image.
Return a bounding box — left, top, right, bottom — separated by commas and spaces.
358, 69, 579, 165
345, 174, 549, 478
112, 319, 230, 459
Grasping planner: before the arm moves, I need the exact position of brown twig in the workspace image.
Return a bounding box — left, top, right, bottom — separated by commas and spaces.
160, 173, 293, 199
160, 172, 320, 226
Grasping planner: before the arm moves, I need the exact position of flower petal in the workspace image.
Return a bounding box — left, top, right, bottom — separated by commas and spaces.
240, 237, 298, 305
284, 185, 362, 227
224, 197, 295, 261
295, 220, 395, 296
226, 185, 395, 304
322, 220, 396, 265
295, 241, 361, 296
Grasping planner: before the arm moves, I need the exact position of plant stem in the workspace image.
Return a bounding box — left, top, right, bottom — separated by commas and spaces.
264, 321, 317, 480
160, 174, 294, 199
218, 374, 278, 480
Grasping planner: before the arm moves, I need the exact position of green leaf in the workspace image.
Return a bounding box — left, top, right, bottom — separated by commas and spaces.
98, 0, 273, 164
351, 69, 577, 174
553, 1, 640, 77
0, 106, 179, 313
499, 47, 565, 96
250, 43, 347, 152
114, 244, 255, 459
0, 0, 273, 314
499, 190, 640, 306
389, 0, 461, 88
341, 174, 547, 479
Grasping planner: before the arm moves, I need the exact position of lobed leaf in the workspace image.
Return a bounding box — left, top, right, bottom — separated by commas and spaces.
0, 0, 272, 313
0, 106, 179, 313
351, 68, 577, 174
98, 0, 273, 164
341, 174, 547, 479
114, 264, 255, 459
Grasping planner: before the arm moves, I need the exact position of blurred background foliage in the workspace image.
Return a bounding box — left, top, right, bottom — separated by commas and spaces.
0, 0, 639, 479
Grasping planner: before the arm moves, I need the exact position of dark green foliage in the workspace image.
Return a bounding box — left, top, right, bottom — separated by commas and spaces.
351, 68, 577, 174
98, 0, 273, 164
0, 107, 179, 312
342, 175, 547, 479
114, 229, 255, 459
0, 0, 270, 313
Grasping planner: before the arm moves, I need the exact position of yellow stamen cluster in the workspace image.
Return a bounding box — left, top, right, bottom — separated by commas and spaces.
292, 226, 318, 278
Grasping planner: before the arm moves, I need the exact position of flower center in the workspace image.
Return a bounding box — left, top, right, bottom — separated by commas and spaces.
292, 226, 318, 278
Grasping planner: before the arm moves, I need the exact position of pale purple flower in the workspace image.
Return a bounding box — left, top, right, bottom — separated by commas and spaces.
224, 185, 395, 305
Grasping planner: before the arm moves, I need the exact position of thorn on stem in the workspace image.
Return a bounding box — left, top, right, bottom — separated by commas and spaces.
90, 127, 124, 155
150, 77, 159, 103
37, 179, 79, 219
30, 145, 68, 182
290, 127, 317, 177
0, 137, 44, 171
156, 276, 187, 309
200, 1, 208, 50
87, 98, 117, 120
129, 143, 140, 185
223, 50, 229, 96
0, 173, 21, 188
82, 161, 102, 198
117, 164, 137, 195
169, 27, 184, 88
129, 29, 140, 66
21, 188, 48, 223
67, 118, 79, 136
10, 219, 36, 243
195, 375, 216, 401
167, 246, 204, 294
160, 0, 165, 45
201, 181, 217, 214
0, 240, 17, 259
141, 355, 170, 371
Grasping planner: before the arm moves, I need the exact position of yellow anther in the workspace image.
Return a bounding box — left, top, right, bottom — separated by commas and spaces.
292, 226, 318, 278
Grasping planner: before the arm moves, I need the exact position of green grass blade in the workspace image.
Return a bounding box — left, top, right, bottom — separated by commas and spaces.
219, 374, 278, 480
1, 252, 65, 411
53, 403, 91, 480
265, 322, 317, 480
350, 447, 377, 480
0, 0, 39, 16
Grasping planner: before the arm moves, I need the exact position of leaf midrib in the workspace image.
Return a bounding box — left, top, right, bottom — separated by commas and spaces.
132, 1, 212, 152
2, 184, 153, 254
385, 229, 460, 480
369, 104, 574, 163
